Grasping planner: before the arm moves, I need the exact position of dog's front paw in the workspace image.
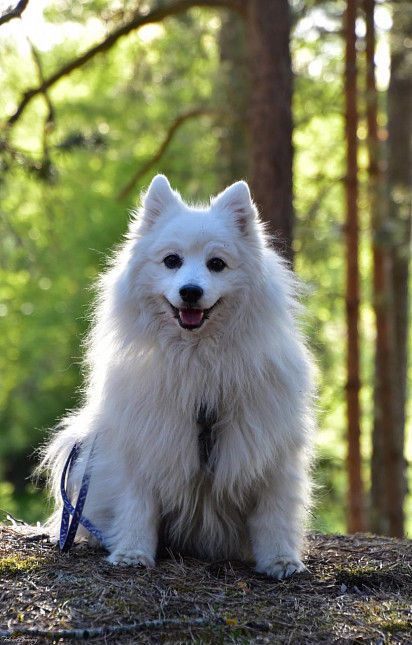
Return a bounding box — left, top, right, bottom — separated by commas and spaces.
106, 550, 155, 568
256, 557, 305, 581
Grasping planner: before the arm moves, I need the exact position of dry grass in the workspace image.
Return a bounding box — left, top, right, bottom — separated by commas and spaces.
0, 524, 411, 644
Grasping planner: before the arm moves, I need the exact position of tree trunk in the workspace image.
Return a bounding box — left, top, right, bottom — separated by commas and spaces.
344, 0, 365, 533
217, 10, 248, 188
365, 0, 403, 537
370, 0, 412, 537
246, 0, 294, 263
388, 0, 412, 536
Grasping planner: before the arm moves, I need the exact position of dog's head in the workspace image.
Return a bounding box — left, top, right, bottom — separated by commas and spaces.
127, 175, 266, 334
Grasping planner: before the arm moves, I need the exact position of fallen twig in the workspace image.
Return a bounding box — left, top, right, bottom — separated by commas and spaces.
0, 616, 271, 640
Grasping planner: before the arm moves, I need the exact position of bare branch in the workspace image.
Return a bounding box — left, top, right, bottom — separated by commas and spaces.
0, 0, 29, 26
117, 109, 231, 201
28, 38, 55, 155
6, 0, 246, 127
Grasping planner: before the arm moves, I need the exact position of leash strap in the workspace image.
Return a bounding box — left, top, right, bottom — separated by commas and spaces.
59, 437, 106, 552
197, 405, 218, 465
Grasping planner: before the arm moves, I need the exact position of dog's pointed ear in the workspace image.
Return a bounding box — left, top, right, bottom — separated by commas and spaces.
212, 181, 255, 235
142, 175, 180, 226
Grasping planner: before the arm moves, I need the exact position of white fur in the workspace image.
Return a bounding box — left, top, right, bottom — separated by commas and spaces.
39, 175, 315, 580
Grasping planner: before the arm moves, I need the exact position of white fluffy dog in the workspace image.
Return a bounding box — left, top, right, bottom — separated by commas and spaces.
40, 175, 315, 580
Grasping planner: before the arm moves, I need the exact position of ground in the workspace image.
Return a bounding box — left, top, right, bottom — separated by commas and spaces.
0, 525, 411, 644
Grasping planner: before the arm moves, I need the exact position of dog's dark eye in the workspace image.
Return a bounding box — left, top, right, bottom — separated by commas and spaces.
207, 257, 226, 273
163, 254, 182, 269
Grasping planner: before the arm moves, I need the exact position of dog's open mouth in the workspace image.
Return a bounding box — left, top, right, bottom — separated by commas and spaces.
179, 308, 204, 329
168, 301, 220, 331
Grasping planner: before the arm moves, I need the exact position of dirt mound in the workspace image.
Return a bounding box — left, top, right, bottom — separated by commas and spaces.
0, 526, 410, 643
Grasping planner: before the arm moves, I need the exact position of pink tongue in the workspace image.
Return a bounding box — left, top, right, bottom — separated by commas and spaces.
179, 308, 204, 326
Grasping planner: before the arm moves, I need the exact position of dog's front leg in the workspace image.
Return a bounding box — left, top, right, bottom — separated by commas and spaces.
248, 465, 307, 580
105, 483, 159, 567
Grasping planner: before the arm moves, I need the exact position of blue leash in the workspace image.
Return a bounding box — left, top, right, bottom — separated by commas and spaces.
59, 438, 106, 552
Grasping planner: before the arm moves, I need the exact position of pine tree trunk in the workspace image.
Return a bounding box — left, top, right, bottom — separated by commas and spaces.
217, 11, 248, 187
246, 0, 294, 263
365, 0, 403, 537
344, 0, 365, 533
388, 1, 412, 536
371, 0, 412, 537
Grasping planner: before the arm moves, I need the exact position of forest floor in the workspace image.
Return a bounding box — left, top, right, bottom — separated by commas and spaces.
0, 524, 411, 644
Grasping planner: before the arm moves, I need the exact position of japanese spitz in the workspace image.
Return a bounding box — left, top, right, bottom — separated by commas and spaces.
40, 175, 315, 580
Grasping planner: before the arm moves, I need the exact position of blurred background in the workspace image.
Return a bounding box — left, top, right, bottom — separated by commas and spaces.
0, 0, 411, 537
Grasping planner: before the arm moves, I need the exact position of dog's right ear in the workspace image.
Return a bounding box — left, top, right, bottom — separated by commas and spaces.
211, 181, 256, 236
142, 175, 180, 228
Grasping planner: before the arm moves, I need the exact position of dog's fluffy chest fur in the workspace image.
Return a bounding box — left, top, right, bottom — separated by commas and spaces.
100, 341, 287, 491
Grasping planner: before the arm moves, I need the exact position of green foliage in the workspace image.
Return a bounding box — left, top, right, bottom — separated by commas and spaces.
0, 2, 233, 521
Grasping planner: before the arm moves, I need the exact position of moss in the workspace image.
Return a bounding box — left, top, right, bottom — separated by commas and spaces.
102, 597, 131, 616
0, 555, 42, 576
381, 620, 411, 634
335, 564, 402, 591
378, 606, 412, 635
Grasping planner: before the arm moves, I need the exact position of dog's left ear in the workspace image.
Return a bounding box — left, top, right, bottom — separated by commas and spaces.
212, 181, 255, 235
142, 174, 180, 227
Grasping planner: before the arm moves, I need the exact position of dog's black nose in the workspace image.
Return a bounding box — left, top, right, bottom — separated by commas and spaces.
179, 284, 204, 304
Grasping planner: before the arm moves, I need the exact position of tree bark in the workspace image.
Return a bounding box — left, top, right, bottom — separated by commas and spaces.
217, 10, 248, 189
246, 0, 294, 263
388, 1, 412, 536
365, 0, 403, 537
344, 0, 365, 533
374, 0, 411, 537
389, 5, 412, 443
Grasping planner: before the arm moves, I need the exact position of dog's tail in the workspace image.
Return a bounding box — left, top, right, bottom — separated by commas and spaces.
34, 411, 89, 538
